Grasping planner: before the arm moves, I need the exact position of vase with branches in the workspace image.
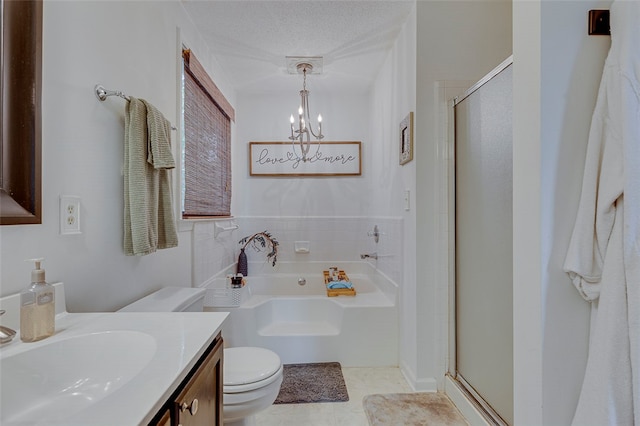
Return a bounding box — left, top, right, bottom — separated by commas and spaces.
237, 230, 279, 276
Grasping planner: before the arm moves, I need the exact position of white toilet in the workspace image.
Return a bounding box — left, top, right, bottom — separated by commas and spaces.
119, 287, 283, 426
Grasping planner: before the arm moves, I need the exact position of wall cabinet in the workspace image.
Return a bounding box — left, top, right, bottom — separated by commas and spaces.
150, 332, 223, 426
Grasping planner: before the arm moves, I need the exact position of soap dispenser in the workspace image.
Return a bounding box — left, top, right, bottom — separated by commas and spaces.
20, 258, 55, 342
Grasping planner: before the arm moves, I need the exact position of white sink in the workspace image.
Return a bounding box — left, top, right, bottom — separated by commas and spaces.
0, 330, 156, 423
0, 310, 227, 425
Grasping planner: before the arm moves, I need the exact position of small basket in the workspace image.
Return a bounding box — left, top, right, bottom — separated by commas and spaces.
205, 287, 245, 308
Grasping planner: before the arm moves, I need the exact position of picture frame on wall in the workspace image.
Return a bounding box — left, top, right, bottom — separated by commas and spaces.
249, 141, 362, 176
399, 111, 414, 165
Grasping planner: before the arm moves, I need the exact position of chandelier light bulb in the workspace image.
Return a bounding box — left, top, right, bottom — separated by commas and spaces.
318, 114, 322, 123
290, 114, 295, 124
298, 106, 303, 116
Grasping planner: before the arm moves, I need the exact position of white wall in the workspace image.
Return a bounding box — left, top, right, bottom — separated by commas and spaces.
369, 6, 419, 386
512, 1, 543, 422
0, 1, 235, 312
513, 0, 611, 424
232, 91, 370, 217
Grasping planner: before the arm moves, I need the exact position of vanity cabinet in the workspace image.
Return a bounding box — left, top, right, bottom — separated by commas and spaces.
149, 332, 223, 426
155, 409, 171, 426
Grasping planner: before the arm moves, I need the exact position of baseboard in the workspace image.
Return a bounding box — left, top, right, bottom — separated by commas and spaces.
399, 360, 438, 392
444, 375, 491, 426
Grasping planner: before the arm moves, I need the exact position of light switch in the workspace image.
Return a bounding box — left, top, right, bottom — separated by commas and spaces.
404, 190, 410, 211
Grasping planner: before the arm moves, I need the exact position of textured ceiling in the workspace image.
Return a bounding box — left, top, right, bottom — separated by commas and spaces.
181, 1, 415, 94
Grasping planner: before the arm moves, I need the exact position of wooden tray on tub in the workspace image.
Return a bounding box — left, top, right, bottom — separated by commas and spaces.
323, 270, 356, 297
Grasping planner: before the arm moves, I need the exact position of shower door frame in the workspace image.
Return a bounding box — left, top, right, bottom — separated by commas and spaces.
445, 56, 513, 426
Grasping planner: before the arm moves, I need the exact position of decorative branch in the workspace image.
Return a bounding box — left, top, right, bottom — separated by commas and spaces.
239, 230, 279, 267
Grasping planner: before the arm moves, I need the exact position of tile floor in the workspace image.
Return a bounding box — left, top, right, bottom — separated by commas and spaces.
255, 367, 414, 426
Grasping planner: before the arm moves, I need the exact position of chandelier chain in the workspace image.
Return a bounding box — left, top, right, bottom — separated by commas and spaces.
303, 67, 308, 91
287, 61, 323, 162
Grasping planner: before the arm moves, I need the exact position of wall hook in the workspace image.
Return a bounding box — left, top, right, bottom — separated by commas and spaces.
588, 10, 610, 36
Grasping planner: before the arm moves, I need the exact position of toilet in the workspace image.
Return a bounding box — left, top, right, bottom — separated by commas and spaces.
119, 287, 283, 426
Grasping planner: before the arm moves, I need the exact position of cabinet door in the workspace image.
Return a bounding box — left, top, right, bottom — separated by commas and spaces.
154, 409, 171, 426
174, 336, 223, 426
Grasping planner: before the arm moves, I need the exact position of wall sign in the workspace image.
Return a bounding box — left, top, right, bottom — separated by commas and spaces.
249, 141, 362, 176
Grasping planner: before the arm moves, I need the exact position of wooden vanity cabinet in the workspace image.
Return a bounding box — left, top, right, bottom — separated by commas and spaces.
154, 409, 171, 426
173, 333, 223, 426
149, 332, 223, 426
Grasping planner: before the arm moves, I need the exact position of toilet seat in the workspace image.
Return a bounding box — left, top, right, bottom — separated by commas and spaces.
223, 347, 282, 394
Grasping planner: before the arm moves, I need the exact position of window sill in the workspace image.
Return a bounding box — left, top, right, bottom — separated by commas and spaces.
177, 216, 235, 233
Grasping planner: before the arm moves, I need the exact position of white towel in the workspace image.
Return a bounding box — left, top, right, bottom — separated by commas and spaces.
123, 97, 178, 256
563, 2, 640, 424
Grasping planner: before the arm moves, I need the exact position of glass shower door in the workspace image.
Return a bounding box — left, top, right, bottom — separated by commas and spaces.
453, 59, 513, 425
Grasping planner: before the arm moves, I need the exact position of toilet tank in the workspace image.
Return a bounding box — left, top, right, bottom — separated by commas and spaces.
118, 287, 206, 312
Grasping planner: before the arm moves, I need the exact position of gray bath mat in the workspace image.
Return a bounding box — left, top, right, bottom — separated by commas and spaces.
363, 392, 469, 425
274, 362, 349, 404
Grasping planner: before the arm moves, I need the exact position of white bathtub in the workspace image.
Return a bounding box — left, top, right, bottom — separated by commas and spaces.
203, 262, 398, 367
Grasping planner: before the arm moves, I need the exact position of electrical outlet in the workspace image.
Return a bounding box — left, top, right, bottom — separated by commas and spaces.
60, 196, 81, 235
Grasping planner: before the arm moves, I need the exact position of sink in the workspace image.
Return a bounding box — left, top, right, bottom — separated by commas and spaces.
0, 309, 227, 425
0, 330, 156, 423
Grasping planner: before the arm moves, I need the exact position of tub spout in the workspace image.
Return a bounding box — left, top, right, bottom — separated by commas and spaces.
0, 310, 16, 344
360, 253, 378, 260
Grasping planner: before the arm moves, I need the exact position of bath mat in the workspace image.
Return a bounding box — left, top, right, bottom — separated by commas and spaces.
274, 362, 349, 404
363, 392, 469, 426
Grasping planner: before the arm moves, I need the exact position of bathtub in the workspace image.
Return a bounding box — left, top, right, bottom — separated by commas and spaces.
203, 261, 398, 367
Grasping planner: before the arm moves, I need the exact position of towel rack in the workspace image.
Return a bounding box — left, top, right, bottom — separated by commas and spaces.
214, 221, 239, 238
95, 84, 131, 102
94, 84, 176, 130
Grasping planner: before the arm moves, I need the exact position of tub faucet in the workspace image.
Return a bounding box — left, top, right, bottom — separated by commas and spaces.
360, 252, 378, 260
0, 310, 16, 344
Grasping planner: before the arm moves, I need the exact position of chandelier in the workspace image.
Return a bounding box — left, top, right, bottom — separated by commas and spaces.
287, 58, 324, 162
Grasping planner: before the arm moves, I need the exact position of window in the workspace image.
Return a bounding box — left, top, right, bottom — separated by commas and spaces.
181, 48, 234, 218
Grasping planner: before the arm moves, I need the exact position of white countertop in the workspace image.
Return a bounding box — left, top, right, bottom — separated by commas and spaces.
0, 311, 228, 425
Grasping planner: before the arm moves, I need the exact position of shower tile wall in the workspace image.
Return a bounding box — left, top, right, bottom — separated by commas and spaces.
192, 220, 238, 287
192, 217, 404, 287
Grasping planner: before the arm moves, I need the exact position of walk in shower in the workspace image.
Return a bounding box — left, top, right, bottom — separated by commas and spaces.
451, 57, 514, 425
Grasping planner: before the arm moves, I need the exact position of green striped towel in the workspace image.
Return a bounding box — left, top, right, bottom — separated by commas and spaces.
123, 97, 178, 256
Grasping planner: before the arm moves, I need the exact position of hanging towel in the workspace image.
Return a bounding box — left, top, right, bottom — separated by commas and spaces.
563, 2, 640, 424
142, 99, 175, 169
123, 97, 178, 256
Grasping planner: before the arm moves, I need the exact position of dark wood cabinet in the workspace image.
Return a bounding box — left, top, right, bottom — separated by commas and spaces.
155, 409, 171, 426
149, 332, 223, 426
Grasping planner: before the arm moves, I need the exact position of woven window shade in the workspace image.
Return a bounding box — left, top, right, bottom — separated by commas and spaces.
183, 50, 232, 217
